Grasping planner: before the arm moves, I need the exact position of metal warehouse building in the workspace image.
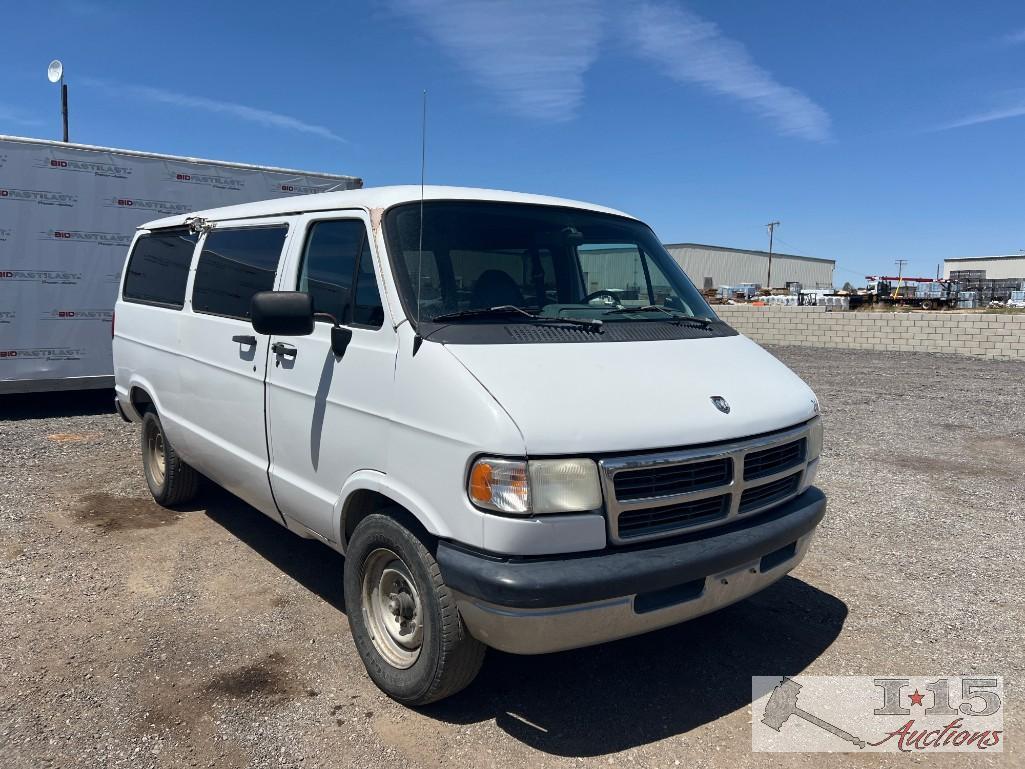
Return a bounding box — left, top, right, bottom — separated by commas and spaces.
664, 243, 835, 290
943, 255, 1025, 281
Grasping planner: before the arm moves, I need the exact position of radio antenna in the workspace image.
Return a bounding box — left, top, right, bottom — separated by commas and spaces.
413, 89, 427, 356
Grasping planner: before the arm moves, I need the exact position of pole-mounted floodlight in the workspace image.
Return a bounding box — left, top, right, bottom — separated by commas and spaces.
47, 59, 68, 142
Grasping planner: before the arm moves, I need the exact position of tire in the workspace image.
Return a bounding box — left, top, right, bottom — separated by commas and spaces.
343, 513, 485, 705
141, 411, 200, 507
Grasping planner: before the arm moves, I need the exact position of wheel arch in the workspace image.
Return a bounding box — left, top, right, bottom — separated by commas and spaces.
122, 376, 165, 422
336, 471, 454, 553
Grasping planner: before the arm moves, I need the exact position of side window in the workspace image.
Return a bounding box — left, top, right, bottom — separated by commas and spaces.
122, 229, 197, 308
352, 238, 384, 327
192, 226, 288, 319
299, 220, 383, 328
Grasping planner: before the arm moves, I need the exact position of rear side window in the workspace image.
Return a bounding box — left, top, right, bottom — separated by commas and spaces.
192, 226, 288, 319
298, 220, 383, 328
122, 229, 197, 308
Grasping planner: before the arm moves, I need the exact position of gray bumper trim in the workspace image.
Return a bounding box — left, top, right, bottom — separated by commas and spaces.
455, 534, 814, 654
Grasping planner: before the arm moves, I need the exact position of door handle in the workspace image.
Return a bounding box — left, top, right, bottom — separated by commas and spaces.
232, 334, 257, 346
271, 342, 298, 358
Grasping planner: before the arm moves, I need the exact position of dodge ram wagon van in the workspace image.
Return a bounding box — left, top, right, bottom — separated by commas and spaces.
113, 186, 826, 704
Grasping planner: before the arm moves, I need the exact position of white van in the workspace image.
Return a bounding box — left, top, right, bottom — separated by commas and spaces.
113, 186, 825, 704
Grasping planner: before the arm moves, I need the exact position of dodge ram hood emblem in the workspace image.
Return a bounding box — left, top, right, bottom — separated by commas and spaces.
711, 396, 731, 414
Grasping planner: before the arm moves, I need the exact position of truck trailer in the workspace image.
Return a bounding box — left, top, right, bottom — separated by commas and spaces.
0, 135, 360, 394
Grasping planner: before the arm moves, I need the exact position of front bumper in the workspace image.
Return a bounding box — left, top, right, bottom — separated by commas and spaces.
437, 487, 826, 654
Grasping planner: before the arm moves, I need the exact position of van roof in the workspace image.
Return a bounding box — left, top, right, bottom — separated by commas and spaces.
140, 185, 637, 230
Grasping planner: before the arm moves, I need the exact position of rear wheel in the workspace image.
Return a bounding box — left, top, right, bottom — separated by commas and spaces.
343, 513, 485, 705
141, 411, 199, 506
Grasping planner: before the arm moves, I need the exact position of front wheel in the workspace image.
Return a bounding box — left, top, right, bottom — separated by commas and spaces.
141, 411, 199, 507
343, 514, 485, 705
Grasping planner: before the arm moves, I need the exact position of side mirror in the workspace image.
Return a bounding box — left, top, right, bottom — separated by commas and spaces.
331, 326, 353, 357
313, 312, 353, 358
251, 291, 314, 336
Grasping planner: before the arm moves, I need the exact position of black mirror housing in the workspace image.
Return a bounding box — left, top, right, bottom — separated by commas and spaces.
251, 291, 315, 336
331, 326, 353, 357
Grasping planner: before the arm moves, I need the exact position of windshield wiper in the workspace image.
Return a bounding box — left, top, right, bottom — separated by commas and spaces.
603, 305, 714, 327
431, 305, 603, 331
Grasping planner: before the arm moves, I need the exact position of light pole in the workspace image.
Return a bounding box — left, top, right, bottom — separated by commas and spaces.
766, 221, 780, 289
47, 59, 68, 142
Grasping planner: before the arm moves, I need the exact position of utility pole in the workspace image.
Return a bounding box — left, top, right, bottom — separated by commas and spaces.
894, 259, 908, 300
766, 221, 780, 289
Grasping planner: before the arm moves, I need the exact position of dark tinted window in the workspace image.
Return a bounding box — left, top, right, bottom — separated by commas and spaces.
193, 226, 287, 319
353, 241, 384, 327
298, 220, 383, 328
384, 201, 715, 324
123, 229, 197, 308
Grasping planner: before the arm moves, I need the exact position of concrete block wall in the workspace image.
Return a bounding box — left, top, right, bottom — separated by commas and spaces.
714, 306, 1025, 361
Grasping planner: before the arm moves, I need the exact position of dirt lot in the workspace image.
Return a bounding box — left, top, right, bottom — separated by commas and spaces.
1, 347, 1022, 768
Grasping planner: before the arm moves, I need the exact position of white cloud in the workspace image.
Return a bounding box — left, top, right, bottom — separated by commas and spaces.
627, 2, 832, 142
81, 78, 346, 143
936, 101, 1025, 131
389, 0, 604, 122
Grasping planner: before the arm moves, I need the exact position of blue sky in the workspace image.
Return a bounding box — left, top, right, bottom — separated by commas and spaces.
3, 0, 1024, 283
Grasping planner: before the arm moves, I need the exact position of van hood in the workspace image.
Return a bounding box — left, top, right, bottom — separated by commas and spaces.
444, 334, 818, 455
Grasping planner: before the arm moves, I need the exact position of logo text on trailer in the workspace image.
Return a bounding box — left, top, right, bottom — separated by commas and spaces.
37, 156, 132, 178
0, 188, 77, 207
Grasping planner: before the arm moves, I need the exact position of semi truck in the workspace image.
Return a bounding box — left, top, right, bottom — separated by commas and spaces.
0, 134, 360, 394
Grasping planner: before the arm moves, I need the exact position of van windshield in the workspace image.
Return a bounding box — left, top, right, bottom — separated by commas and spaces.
383, 201, 715, 327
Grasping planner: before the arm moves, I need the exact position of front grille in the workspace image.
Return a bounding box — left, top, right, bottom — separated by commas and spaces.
600, 422, 813, 544
739, 473, 801, 513
617, 494, 730, 539
613, 457, 732, 502
744, 438, 805, 481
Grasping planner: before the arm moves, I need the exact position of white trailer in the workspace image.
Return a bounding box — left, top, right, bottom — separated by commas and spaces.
0, 135, 361, 394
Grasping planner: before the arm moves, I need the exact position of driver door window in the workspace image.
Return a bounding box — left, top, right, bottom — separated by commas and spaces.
298, 219, 382, 328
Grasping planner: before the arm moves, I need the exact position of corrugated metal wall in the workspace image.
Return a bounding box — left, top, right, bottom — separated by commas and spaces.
664, 244, 834, 289
943, 257, 1025, 280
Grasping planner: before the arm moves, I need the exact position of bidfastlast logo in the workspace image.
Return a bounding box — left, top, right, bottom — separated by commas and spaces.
107, 197, 192, 215
41, 309, 114, 321
171, 171, 244, 191
275, 181, 332, 195
0, 188, 77, 207
0, 347, 87, 361
0, 269, 83, 285
39, 229, 132, 247
36, 156, 132, 179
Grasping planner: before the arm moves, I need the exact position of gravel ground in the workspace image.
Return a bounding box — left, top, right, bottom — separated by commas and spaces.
1, 346, 1022, 768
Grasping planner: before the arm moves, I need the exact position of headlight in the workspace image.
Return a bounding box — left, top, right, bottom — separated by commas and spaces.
468, 458, 530, 514
800, 416, 823, 493
807, 416, 823, 461
468, 457, 602, 515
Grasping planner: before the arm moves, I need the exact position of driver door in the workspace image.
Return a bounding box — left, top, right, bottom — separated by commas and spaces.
264, 212, 396, 542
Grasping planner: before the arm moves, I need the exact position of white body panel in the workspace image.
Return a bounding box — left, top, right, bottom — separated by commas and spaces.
114, 185, 819, 561
444, 335, 818, 455
264, 211, 396, 539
